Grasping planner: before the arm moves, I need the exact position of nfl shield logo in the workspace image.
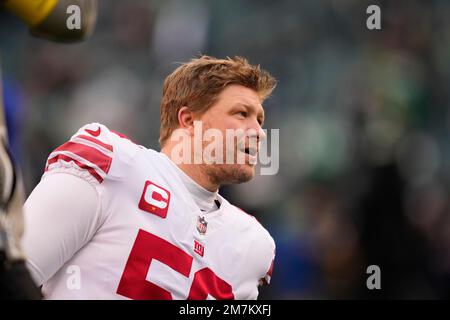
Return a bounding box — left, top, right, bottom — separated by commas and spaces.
197, 216, 208, 235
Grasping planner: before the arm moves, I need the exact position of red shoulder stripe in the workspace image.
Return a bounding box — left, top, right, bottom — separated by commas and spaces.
46, 154, 104, 183
76, 134, 113, 152
53, 141, 112, 174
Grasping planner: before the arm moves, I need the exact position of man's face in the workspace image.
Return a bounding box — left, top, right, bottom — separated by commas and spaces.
195, 84, 266, 186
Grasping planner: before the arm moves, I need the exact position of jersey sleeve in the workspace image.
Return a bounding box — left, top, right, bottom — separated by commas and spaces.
242, 228, 275, 299
256, 233, 275, 287
233, 205, 276, 288
43, 122, 136, 185
259, 252, 275, 286
24, 123, 137, 286
23, 173, 100, 286
228, 203, 276, 299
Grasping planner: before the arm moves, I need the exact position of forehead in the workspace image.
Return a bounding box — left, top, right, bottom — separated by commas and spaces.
216, 84, 263, 111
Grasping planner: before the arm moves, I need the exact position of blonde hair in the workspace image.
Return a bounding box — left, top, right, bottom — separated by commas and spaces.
159, 55, 277, 145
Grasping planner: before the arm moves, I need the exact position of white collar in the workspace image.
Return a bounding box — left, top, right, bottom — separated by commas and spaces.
159, 152, 219, 213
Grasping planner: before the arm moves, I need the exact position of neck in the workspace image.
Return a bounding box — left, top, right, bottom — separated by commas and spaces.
161, 146, 219, 192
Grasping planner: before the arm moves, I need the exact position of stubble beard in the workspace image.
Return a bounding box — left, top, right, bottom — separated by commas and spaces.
198, 122, 256, 187
202, 162, 255, 187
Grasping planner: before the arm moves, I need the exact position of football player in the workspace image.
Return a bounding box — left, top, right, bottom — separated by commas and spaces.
23, 56, 276, 300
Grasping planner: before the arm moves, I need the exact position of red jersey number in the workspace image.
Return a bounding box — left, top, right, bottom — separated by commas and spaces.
117, 229, 234, 300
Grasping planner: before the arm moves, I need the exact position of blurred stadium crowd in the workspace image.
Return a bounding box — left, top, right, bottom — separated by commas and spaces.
1, 0, 450, 299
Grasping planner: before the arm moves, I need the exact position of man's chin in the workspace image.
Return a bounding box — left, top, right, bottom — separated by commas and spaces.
206, 164, 256, 186
232, 164, 255, 184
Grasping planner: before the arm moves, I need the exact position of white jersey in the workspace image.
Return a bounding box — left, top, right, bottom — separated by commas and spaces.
23, 123, 275, 300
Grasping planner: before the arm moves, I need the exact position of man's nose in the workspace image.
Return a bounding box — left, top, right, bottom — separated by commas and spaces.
259, 125, 267, 141
246, 125, 266, 143
254, 122, 266, 142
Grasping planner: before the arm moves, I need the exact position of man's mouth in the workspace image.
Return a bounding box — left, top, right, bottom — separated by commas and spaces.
237, 145, 258, 165
243, 147, 258, 156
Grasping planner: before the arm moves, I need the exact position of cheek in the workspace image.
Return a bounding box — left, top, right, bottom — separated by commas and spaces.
222, 116, 245, 130
205, 116, 240, 132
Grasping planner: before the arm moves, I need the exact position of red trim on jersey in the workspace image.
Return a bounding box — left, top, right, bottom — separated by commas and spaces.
46, 154, 104, 183
267, 259, 274, 277
76, 134, 113, 152
53, 141, 112, 174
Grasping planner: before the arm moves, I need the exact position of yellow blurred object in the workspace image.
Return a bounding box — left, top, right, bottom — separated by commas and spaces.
4, 0, 58, 27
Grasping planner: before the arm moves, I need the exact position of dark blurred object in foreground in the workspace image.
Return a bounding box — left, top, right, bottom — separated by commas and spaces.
0, 252, 41, 299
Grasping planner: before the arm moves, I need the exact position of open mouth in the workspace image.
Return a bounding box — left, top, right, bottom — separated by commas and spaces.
243, 147, 258, 157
